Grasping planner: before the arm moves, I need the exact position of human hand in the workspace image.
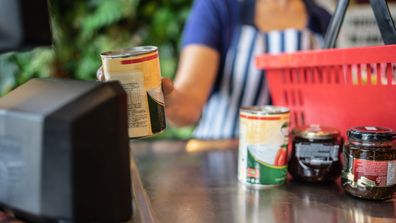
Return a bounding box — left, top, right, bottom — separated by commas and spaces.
0, 211, 25, 223
161, 77, 178, 126
161, 77, 174, 97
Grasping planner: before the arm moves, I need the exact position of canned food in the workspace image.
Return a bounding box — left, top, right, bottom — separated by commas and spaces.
238, 106, 290, 187
101, 46, 166, 139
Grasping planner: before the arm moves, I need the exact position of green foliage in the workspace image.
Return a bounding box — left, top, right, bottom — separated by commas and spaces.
49, 0, 192, 80
0, 48, 54, 96
0, 0, 192, 89
138, 1, 192, 78
49, 0, 140, 79
0, 0, 194, 139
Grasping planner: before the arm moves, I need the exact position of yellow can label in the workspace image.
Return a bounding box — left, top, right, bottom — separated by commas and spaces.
238, 108, 290, 186
101, 49, 166, 138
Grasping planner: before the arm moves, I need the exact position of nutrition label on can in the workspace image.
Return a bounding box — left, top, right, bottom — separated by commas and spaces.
105, 70, 150, 137
122, 81, 148, 129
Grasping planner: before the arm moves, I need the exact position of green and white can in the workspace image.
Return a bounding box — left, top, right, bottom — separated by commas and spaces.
238, 106, 290, 187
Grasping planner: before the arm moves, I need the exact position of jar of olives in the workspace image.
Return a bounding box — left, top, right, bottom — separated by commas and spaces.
289, 124, 342, 183
342, 126, 396, 200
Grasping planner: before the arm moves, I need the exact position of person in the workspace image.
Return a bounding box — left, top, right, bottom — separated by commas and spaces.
101, 0, 331, 140
2, 1, 331, 222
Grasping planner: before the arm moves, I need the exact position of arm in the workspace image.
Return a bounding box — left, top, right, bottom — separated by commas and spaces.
97, 45, 219, 127
97, 44, 219, 126
163, 44, 219, 127
162, 0, 226, 127
98, 0, 224, 127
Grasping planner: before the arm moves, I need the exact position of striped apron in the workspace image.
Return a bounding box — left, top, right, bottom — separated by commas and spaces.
194, 1, 322, 139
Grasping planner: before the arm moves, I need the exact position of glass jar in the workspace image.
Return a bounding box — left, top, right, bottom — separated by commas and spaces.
342, 126, 396, 200
289, 124, 342, 183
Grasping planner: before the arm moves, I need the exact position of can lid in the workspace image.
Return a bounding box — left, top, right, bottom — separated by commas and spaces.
292, 124, 340, 140
101, 46, 158, 58
240, 106, 289, 115
347, 126, 396, 142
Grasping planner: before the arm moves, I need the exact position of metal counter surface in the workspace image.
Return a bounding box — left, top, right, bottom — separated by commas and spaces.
130, 140, 396, 223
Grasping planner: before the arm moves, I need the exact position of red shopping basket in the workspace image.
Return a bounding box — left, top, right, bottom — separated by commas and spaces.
256, 44, 396, 135
256, 0, 396, 135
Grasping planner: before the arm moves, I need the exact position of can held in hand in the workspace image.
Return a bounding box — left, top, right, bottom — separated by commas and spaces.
238, 106, 290, 187
101, 46, 166, 139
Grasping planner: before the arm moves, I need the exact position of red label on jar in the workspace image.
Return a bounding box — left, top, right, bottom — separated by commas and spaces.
352, 159, 396, 187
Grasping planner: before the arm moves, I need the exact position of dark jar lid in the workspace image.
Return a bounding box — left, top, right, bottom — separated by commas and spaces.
292, 124, 340, 140
347, 126, 396, 142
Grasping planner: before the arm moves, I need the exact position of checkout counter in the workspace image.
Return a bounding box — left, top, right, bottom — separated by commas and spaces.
129, 140, 396, 223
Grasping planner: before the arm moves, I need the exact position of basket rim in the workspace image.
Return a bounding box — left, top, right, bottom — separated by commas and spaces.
256, 44, 396, 69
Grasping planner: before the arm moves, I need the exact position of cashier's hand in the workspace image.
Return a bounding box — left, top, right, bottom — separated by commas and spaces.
0, 211, 25, 223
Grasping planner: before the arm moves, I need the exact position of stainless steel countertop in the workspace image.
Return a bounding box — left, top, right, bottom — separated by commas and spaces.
130, 140, 396, 223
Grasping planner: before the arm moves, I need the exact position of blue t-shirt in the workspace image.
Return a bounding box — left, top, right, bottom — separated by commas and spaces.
182, 0, 330, 92
183, 0, 330, 139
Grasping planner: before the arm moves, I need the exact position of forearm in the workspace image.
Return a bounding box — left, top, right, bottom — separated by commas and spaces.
164, 87, 203, 127
163, 45, 219, 127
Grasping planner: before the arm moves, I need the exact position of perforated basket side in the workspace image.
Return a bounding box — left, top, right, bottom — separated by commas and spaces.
256, 44, 396, 135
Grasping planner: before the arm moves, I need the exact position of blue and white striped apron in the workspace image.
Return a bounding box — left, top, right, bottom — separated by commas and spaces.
194, 1, 322, 139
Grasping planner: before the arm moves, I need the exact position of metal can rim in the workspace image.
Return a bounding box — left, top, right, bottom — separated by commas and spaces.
240, 106, 289, 115
100, 46, 158, 58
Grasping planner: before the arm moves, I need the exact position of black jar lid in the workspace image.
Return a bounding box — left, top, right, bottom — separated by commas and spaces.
292, 124, 340, 140
347, 126, 396, 142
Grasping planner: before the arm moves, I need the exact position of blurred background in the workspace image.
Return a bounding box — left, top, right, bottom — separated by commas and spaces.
0, 0, 194, 138
0, 0, 394, 139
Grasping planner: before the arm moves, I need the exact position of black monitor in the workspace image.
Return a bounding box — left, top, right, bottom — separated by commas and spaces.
0, 0, 52, 52
0, 79, 132, 222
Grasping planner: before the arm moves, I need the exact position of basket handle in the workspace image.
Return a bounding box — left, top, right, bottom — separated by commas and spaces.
323, 0, 396, 49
